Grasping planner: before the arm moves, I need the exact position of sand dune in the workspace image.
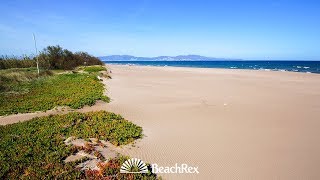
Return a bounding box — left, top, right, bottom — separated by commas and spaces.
104, 65, 320, 179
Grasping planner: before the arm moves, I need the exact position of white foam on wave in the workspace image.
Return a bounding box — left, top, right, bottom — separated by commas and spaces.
303, 66, 310, 69
230, 67, 237, 69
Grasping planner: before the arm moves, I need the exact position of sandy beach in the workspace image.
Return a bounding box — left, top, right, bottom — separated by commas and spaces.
1, 65, 320, 179
103, 65, 320, 179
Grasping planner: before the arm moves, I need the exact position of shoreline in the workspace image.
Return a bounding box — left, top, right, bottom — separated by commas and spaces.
104, 61, 320, 74
106, 64, 320, 77
106, 63, 320, 75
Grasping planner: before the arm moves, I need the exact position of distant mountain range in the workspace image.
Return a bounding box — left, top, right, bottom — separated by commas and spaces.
99, 55, 241, 61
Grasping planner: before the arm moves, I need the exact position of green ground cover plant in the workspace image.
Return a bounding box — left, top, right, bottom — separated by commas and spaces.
0, 111, 151, 179
0, 72, 109, 116
82, 65, 106, 73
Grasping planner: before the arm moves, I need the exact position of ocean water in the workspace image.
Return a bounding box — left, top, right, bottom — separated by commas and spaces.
103, 61, 320, 74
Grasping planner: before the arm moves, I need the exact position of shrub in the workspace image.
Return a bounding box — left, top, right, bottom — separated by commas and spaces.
74, 52, 103, 66
0, 55, 36, 69
38, 46, 104, 70
0, 45, 104, 70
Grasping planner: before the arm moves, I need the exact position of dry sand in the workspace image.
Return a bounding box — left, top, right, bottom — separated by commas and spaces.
103, 65, 320, 179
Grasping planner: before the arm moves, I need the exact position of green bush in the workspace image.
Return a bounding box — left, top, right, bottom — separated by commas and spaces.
38, 46, 104, 70
0, 73, 109, 116
0, 55, 36, 69
0, 45, 103, 70
0, 111, 144, 179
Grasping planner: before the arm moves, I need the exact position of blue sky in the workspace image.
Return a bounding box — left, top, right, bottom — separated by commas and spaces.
0, 0, 319, 60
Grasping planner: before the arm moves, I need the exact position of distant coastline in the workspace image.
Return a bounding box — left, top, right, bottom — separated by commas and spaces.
99, 55, 242, 61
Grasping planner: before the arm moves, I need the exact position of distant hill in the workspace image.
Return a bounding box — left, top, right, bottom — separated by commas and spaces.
99, 55, 241, 61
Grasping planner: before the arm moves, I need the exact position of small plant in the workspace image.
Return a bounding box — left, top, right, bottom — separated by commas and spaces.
83, 143, 95, 153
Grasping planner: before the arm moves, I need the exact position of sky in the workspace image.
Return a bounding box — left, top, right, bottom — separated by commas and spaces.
0, 0, 320, 60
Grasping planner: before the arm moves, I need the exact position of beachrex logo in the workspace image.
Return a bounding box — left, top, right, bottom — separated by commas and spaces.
120, 158, 199, 174
151, 163, 199, 174
120, 158, 149, 173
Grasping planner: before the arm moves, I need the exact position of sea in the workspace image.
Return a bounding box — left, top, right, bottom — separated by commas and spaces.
103, 61, 320, 74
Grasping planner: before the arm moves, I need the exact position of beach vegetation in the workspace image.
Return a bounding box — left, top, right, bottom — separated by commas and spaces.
0, 72, 109, 116
0, 111, 150, 179
0, 55, 36, 69
81, 65, 107, 73
38, 46, 103, 70
0, 67, 52, 92
0, 45, 103, 70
